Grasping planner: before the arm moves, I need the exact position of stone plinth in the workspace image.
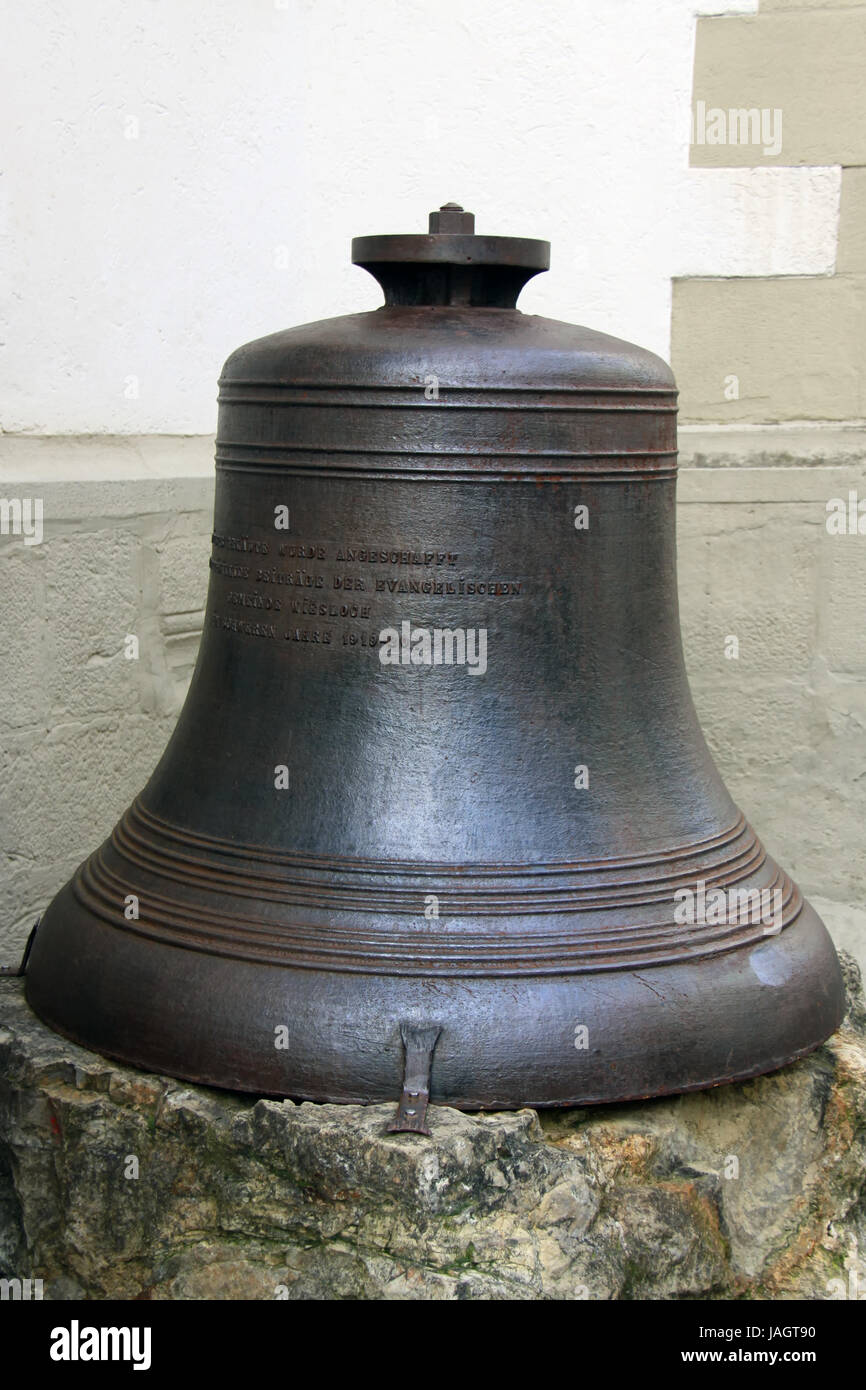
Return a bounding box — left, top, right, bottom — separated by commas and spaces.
2, 959, 866, 1301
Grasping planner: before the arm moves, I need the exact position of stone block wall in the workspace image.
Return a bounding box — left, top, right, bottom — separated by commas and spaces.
2, 429, 865, 974
0, 439, 214, 955
675, 0, 866, 421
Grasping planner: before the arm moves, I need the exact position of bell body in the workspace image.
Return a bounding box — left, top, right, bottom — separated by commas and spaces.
25, 208, 845, 1107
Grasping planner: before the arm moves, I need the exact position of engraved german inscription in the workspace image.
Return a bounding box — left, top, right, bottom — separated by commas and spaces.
209, 532, 525, 652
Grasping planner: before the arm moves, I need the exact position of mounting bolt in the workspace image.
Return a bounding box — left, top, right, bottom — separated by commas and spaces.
429, 202, 475, 234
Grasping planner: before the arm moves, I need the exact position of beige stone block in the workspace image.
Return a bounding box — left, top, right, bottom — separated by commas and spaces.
0, 712, 178, 874
44, 530, 142, 720
691, 12, 866, 166
837, 166, 866, 275
810, 897, 866, 980
679, 505, 819, 678
671, 274, 866, 423
783, 675, 866, 900
131, 529, 208, 719
0, 545, 48, 730
675, 458, 866, 905
689, 673, 866, 902
678, 429, 866, 489
0, 433, 215, 486
767, 0, 866, 10
1, 856, 83, 966
818, 518, 866, 672
689, 675, 815, 792
156, 532, 211, 617
761, 0, 865, 12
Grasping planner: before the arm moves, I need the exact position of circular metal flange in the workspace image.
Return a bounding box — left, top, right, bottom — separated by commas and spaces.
352, 201, 550, 272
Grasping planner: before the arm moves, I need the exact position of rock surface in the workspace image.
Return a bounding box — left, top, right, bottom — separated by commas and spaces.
1, 958, 866, 1301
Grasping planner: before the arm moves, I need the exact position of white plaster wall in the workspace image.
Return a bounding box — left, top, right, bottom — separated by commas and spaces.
4, 0, 838, 438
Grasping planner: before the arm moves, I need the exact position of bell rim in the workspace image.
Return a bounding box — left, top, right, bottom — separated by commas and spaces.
351, 232, 551, 271
24, 888, 846, 1110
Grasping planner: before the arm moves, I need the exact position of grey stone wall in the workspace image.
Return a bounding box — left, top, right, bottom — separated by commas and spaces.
1, 429, 864, 969
676, 426, 866, 971
1, 438, 214, 956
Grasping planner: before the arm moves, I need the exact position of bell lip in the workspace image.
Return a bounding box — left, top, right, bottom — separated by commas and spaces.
23, 972, 845, 1112
351, 232, 551, 271
26, 1025, 837, 1112
24, 884, 847, 1111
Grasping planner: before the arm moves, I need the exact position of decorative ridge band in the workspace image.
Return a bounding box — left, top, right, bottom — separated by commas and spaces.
214, 393, 676, 472
218, 381, 678, 399
215, 442, 678, 459
217, 389, 679, 413
76, 800, 784, 920
73, 848, 801, 977
213, 459, 678, 482
129, 798, 751, 871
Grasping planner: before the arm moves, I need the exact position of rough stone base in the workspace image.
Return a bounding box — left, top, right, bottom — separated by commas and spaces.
2, 959, 866, 1301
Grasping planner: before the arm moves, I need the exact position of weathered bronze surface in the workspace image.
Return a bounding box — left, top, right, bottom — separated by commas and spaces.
25, 205, 845, 1108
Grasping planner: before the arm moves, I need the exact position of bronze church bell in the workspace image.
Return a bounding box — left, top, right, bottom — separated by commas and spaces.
25, 203, 845, 1124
